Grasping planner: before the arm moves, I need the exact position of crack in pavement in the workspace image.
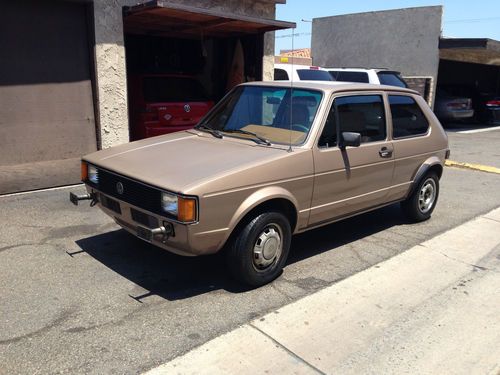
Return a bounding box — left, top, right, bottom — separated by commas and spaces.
0, 309, 74, 345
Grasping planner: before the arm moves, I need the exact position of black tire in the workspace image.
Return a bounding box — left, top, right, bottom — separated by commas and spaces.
401, 172, 440, 222
226, 211, 291, 287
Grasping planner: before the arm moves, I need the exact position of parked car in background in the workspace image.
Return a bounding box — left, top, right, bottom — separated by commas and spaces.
71, 81, 449, 287
437, 85, 499, 124
482, 95, 500, 124
327, 67, 408, 88
434, 89, 474, 122
128, 74, 214, 140
274, 63, 334, 81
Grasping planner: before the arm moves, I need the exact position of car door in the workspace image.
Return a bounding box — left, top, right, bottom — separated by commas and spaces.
309, 92, 395, 225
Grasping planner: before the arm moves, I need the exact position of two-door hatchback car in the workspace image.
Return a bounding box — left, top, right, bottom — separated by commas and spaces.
71, 81, 449, 287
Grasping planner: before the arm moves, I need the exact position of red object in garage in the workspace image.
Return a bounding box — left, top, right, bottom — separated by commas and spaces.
129, 74, 214, 140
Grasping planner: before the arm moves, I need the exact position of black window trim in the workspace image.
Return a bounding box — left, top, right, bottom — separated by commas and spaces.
317, 91, 389, 149
387, 93, 430, 140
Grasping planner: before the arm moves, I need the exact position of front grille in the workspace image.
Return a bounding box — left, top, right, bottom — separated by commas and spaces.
100, 193, 121, 214
89, 168, 167, 217
131, 208, 159, 228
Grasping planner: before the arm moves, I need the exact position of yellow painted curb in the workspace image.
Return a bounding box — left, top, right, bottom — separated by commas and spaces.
445, 160, 500, 175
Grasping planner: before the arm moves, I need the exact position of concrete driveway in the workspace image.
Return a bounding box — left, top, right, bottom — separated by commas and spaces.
1, 125, 499, 374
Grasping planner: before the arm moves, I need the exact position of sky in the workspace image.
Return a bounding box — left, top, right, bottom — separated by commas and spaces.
275, 0, 500, 54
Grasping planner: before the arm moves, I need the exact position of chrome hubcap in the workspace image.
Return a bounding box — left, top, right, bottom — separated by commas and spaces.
253, 224, 283, 270
418, 178, 436, 214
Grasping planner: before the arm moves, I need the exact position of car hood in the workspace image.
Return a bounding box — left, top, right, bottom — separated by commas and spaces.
83, 131, 288, 194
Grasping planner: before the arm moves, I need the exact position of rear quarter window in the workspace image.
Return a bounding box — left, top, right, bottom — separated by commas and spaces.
389, 95, 429, 139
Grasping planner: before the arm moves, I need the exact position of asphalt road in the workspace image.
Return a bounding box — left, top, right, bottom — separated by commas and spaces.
1, 125, 499, 374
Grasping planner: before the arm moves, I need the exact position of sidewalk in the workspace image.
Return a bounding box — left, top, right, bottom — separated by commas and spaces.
145, 208, 500, 375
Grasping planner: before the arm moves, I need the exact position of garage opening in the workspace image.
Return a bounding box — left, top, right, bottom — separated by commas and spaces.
123, 1, 294, 140
437, 39, 500, 123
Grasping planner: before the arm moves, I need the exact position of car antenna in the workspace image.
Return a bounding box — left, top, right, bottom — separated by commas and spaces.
288, 27, 295, 153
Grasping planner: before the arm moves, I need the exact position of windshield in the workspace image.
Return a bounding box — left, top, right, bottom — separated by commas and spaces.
199, 86, 323, 145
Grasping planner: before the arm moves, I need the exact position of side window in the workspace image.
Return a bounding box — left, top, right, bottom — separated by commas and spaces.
389, 95, 429, 138
318, 103, 337, 148
274, 68, 289, 81
336, 95, 386, 143
336, 71, 370, 83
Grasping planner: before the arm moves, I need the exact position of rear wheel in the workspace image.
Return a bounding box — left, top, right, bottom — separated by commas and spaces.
226, 211, 291, 287
401, 172, 439, 222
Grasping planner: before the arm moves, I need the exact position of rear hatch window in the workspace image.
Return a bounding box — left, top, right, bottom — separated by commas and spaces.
377, 72, 408, 88
143, 76, 208, 103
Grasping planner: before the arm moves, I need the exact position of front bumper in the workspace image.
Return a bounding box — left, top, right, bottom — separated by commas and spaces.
441, 109, 474, 120
84, 186, 201, 256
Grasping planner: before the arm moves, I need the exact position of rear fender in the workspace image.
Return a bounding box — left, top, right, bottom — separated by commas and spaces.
406, 156, 443, 199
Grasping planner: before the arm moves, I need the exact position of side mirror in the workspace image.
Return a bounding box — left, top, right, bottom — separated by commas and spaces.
340, 132, 361, 148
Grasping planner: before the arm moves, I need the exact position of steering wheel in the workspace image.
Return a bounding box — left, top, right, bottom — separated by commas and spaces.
291, 124, 309, 133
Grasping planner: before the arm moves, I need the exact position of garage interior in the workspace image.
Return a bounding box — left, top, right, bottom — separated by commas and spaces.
437, 38, 500, 121
123, 1, 294, 140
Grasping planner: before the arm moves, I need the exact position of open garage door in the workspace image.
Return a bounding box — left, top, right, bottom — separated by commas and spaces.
123, 1, 294, 141
124, 1, 295, 38
437, 38, 500, 122
0, 0, 97, 194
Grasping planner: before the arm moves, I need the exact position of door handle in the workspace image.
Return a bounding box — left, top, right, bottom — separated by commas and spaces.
379, 147, 393, 158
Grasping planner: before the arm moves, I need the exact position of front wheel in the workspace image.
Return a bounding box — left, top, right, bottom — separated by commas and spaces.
401, 172, 440, 222
226, 211, 291, 287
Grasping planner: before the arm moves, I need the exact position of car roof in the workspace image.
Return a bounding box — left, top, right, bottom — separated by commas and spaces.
239, 80, 418, 95
325, 67, 373, 72
325, 67, 402, 74
274, 63, 328, 71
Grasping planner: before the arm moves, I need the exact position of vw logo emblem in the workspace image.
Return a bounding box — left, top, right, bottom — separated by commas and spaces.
116, 182, 124, 195
184, 104, 191, 113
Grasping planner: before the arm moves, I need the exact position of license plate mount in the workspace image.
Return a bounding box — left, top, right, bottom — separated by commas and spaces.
136, 226, 153, 243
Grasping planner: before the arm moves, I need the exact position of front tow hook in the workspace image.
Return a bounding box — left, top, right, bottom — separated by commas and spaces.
151, 224, 174, 244
70, 192, 98, 206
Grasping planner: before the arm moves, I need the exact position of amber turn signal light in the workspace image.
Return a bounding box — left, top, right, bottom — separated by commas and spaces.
81, 161, 88, 181
178, 197, 197, 222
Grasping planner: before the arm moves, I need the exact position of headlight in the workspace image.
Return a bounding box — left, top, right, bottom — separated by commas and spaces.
161, 192, 197, 222
88, 165, 99, 184
161, 192, 178, 216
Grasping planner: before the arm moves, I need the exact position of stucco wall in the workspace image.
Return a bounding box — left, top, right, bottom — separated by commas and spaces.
93, 0, 278, 148
311, 6, 443, 106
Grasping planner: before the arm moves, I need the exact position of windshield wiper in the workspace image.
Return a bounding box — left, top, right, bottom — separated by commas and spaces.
195, 124, 223, 139
221, 129, 271, 146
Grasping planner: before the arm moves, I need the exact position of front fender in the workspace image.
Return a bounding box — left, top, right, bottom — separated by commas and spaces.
221, 186, 300, 245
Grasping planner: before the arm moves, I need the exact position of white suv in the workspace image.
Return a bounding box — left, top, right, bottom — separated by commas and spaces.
326, 68, 408, 88
274, 63, 333, 82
